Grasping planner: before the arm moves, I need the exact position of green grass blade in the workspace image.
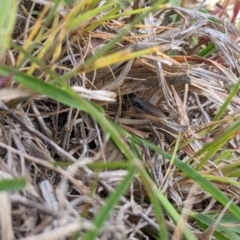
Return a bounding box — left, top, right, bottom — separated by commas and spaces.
131, 135, 240, 221
128, 138, 168, 240
0, 0, 18, 56
214, 78, 240, 121
0, 66, 103, 113
45, 0, 63, 24
129, 137, 197, 240
0, 67, 136, 162
0, 178, 27, 191
68, 2, 115, 29
63, 0, 167, 81
82, 166, 136, 240
193, 213, 240, 239
198, 43, 216, 58
195, 118, 240, 170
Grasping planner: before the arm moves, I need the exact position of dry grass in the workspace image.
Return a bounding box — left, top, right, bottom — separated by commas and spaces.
1, 0, 240, 239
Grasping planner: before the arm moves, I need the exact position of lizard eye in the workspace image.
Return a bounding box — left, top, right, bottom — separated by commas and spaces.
136, 102, 144, 109
129, 96, 146, 110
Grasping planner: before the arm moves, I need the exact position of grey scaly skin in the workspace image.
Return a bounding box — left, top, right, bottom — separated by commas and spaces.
129, 95, 187, 142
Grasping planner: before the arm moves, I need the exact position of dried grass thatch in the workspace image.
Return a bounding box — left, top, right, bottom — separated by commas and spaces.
1, 0, 240, 239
